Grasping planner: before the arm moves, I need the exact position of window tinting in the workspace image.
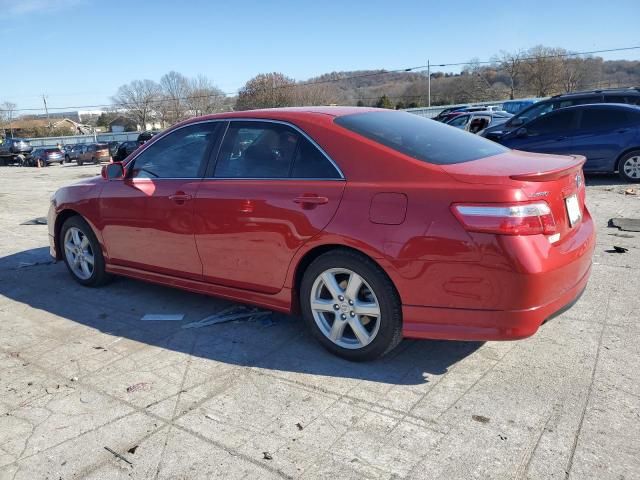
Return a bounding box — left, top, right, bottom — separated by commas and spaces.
214, 122, 300, 178
334, 111, 508, 165
526, 110, 577, 135
580, 108, 631, 130
291, 136, 340, 179
605, 95, 628, 104
130, 123, 217, 179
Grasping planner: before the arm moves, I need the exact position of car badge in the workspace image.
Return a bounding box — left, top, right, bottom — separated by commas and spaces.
575, 172, 582, 188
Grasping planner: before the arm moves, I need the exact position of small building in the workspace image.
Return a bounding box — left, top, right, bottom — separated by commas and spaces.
108, 116, 138, 133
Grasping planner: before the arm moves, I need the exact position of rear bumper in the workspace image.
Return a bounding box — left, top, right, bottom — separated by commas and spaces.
402, 263, 591, 340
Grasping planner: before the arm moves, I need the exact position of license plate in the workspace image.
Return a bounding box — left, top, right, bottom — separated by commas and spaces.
565, 194, 581, 227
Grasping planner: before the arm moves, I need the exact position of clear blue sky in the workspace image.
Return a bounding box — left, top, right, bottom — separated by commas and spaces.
2, 0, 639, 113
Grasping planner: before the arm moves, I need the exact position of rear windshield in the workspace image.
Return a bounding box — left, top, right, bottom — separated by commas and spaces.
44, 148, 61, 153
96, 143, 109, 149
334, 111, 508, 165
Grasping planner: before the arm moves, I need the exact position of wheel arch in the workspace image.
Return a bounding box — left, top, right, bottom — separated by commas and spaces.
290, 244, 401, 314
614, 147, 640, 172
54, 209, 83, 260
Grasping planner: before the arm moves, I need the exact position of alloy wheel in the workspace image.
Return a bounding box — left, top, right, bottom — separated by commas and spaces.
310, 268, 381, 350
64, 226, 95, 280
623, 155, 640, 179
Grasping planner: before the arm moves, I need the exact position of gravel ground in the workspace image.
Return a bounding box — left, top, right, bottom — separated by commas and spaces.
0, 164, 638, 480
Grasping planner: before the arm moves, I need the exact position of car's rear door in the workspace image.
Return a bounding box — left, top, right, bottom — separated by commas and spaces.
571, 106, 638, 172
193, 120, 345, 294
99, 122, 222, 279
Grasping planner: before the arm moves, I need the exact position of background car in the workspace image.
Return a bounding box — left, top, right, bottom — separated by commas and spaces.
0, 137, 33, 165
437, 106, 501, 123
446, 111, 513, 133
502, 98, 538, 115
77, 143, 110, 166
49, 107, 594, 361
137, 131, 158, 143
32, 147, 65, 166
113, 140, 140, 162
64, 144, 87, 163
433, 105, 469, 121
496, 103, 640, 181
481, 87, 640, 141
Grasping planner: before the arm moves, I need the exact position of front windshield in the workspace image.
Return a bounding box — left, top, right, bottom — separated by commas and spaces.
512, 102, 553, 124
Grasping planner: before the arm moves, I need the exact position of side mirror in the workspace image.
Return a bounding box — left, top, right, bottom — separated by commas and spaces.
516, 127, 528, 138
102, 162, 124, 180
510, 117, 524, 127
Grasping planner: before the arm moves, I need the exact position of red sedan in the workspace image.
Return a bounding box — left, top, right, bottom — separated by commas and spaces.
48, 107, 595, 361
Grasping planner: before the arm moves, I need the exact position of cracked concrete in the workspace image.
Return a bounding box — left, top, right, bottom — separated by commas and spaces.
0, 164, 638, 479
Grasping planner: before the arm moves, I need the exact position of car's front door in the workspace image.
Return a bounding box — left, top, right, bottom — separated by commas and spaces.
99, 122, 222, 280
502, 109, 579, 155
194, 120, 345, 294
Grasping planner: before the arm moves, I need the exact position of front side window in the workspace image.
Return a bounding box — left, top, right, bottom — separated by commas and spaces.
129, 123, 218, 179
335, 111, 507, 165
525, 110, 577, 135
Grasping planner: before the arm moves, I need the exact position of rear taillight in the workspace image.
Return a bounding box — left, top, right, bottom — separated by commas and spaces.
452, 202, 556, 236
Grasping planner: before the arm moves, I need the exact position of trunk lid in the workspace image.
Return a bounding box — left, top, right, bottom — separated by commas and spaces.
441, 150, 587, 242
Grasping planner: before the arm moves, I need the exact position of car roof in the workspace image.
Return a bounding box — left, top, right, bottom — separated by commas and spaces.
550, 87, 640, 99
192, 106, 380, 122
551, 102, 640, 111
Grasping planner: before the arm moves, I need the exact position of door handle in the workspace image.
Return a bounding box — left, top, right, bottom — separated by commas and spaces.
554, 136, 566, 141
294, 195, 329, 205
617, 128, 629, 133
169, 193, 192, 204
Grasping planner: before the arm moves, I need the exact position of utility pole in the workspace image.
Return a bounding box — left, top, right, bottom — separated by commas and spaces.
427, 60, 431, 107
42, 94, 51, 130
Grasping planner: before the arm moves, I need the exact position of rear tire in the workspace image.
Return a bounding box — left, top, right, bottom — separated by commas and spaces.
618, 150, 640, 182
300, 249, 403, 361
60, 216, 111, 287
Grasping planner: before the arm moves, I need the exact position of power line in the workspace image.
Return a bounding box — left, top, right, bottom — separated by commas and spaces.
2, 45, 639, 113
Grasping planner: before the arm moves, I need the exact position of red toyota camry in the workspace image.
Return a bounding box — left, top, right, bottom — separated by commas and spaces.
48, 107, 595, 360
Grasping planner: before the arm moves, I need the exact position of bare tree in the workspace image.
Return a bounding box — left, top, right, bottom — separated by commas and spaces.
185, 75, 225, 116
496, 50, 525, 99
523, 46, 564, 97
111, 80, 161, 130
235, 73, 296, 110
293, 82, 339, 106
160, 71, 190, 123
0, 101, 17, 136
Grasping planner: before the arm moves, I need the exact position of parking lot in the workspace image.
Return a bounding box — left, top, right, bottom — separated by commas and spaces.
0, 164, 638, 479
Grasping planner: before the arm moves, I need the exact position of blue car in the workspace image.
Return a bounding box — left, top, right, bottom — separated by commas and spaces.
501, 99, 538, 115
497, 103, 640, 182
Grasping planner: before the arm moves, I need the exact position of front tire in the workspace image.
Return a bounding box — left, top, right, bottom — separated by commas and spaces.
300, 250, 403, 361
60, 216, 111, 287
618, 150, 640, 182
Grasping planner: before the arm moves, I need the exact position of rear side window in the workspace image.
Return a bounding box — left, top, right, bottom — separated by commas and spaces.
291, 137, 341, 179
214, 122, 299, 178
580, 108, 632, 129
526, 110, 578, 135
334, 111, 507, 165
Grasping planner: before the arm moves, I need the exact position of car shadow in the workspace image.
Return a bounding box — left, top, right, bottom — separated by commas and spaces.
0, 247, 482, 386
585, 173, 639, 187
